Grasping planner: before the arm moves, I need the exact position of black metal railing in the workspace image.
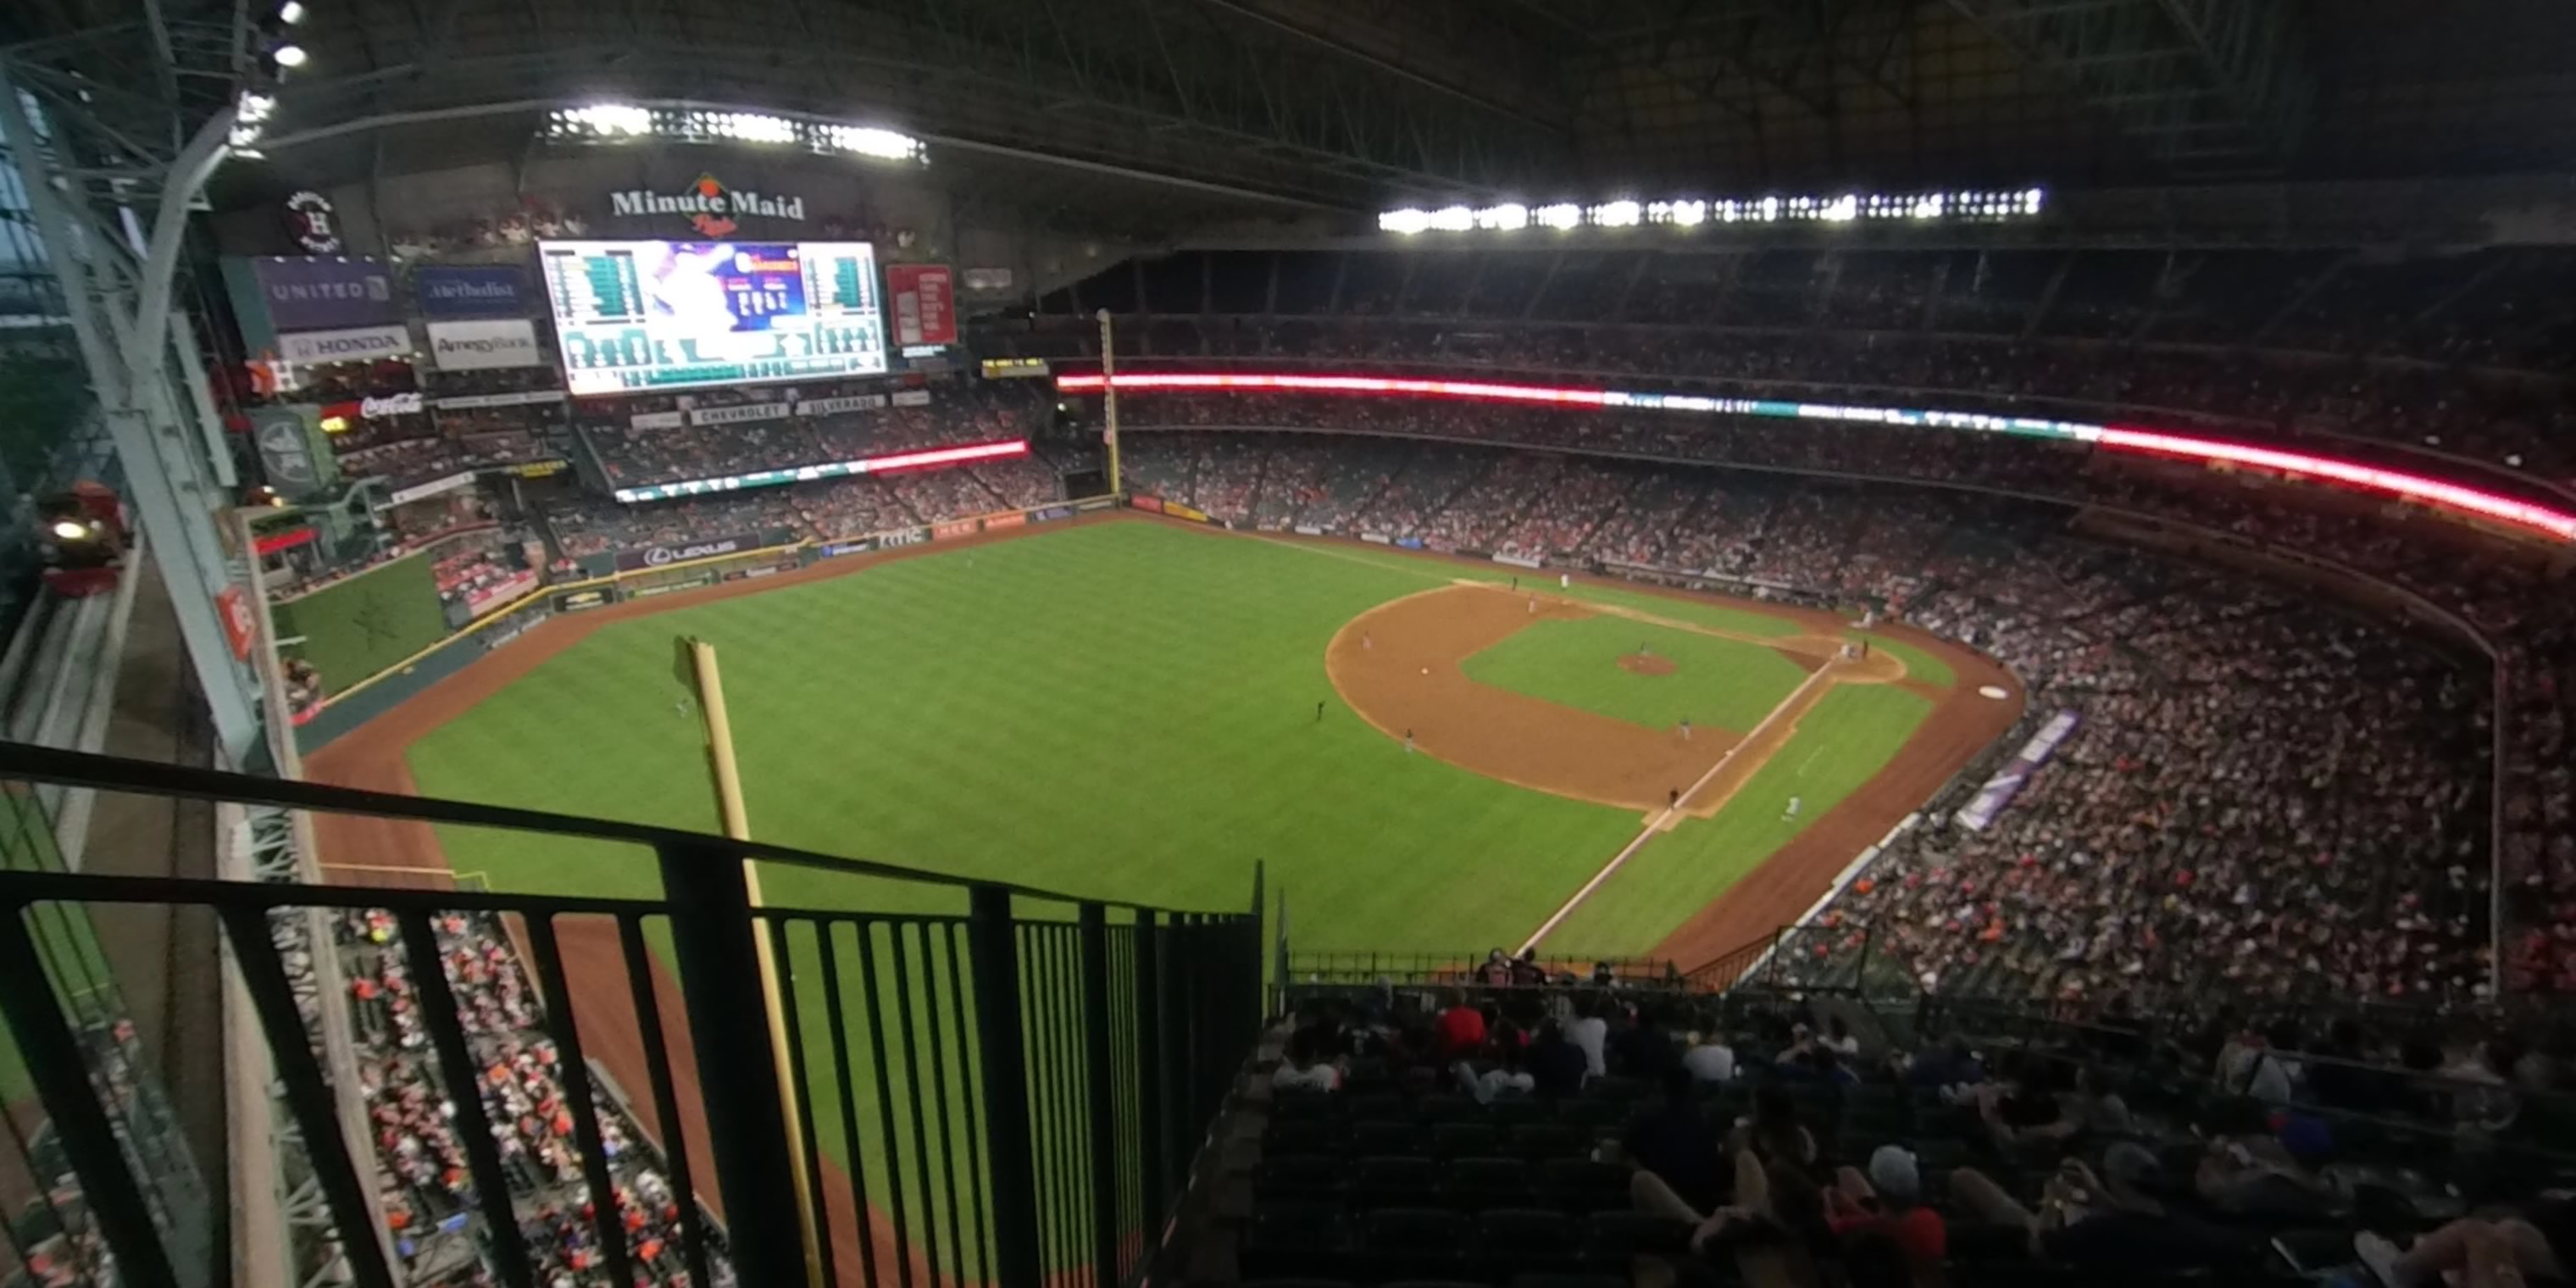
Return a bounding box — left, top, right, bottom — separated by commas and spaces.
0, 743, 1265, 1288
1285, 950, 1681, 989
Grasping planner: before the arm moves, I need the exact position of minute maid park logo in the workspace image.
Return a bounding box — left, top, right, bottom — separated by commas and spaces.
608, 174, 807, 237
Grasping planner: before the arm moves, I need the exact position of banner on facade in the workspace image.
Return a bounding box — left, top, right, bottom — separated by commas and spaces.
249, 256, 398, 333
1955, 710, 2081, 832
797, 394, 887, 416
427, 318, 543, 370
691, 402, 794, 426
890, 388, 932, 408
279, 323, 414, 364
885, 264, 956, 347
630, 410, 686, 430
386, 471, 477, 504
415, 265, 530, 318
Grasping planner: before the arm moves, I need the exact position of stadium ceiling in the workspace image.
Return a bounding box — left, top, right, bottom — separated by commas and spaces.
9, 0, 2574, 226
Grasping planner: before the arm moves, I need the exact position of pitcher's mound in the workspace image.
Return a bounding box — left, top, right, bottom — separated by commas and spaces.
1617, 653, 1677, 677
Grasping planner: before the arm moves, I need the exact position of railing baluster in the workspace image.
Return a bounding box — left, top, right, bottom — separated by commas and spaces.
813, 919, 882, 1286
1130, 910, 1165, 1221
652, 839, 811, 1287
914, 921, 971, 1287
394, 908, 535, 1288
942, 920, 994, 1283
857, 918, 917, 1288
521, 913, 636, 1287
211, 903, 397, 1288
617, 912, 713, 1288
967, 885, 1043, 1288
1079, 903, 1120, 1288
888, 921, 945, 1284
0, 898, 180, 1288
766, 917, 841, 1288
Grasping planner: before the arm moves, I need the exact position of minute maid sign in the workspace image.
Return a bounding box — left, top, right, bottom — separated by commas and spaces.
608, 174, 805, 237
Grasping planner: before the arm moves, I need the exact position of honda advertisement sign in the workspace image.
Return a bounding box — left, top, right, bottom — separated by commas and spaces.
886, 264, 956, 347
427, 318, 543, 370
414, 264, 529, 318
248, 256, 398, 333
279, 323, 414, 364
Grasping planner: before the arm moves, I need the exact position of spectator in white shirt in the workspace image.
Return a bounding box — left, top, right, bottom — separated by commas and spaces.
1683, 1024, 1736, 1083
1568, 997, 1609, 1078
1824, 1015, 1863, 1058
1273, 1030, 1343, 1094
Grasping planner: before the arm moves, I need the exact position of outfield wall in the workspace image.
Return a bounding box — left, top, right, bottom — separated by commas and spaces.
272, 552, 448, 693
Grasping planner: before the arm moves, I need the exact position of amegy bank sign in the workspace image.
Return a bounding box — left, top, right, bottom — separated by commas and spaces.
606, 174, 805, 236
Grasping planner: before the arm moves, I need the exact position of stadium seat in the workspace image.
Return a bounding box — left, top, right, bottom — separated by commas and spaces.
1359, 1208, 1472, 1281
1430, 1123, 1501, 1159
1417, 1095, 1479, 1124
1350, 1155, 1441, 1208
1488, 1098, 1557, 1127
1350, 1120, 1427, 1156
1579, 1210, 1689, 1260
1271, 1091, 1337, 1121
1508, 1124, 1591, 1161
1534, 1159, 1634, 1213
1443, 1157, 1530, 1208
1474, 1208, 1579, 1273
1264, 1119, 1345, 1157
1256, 1154, 1346, 1203
1557, 1099, 1632, 1130
1344, 1092, 1407, 1123
1512, 1273, 1626, 1288
1241, 1203, 1352, 1280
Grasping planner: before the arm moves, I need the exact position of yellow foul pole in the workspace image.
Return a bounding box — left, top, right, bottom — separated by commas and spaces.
687, 638, 824, 1288
1097, 307, 1122, 497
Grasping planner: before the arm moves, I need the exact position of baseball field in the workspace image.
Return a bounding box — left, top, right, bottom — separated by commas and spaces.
302, 513, 2021, 1277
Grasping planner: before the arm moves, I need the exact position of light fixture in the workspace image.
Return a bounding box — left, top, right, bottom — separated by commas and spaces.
49, 520, 89, 541
270, 42, 308, 68
277, 0, 306, 22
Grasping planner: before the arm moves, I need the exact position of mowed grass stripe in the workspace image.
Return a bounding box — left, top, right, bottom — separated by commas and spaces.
1462, 615, 1810, 732
1536, 682, 1932, 956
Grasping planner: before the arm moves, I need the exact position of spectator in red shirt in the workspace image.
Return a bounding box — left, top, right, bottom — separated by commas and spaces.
1434, 991, 1486, 1058
1826, 1145, 1947, 1274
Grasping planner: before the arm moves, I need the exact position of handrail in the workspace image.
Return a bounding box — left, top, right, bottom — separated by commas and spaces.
0, 742, 1242, 914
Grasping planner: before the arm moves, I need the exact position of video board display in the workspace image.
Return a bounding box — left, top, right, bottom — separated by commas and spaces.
538, 240, 888, 394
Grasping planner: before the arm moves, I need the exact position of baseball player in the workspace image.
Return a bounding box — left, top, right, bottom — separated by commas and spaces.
1363, 632, 1374, 651
1314, 700, 1325, 723
1783, 795, 1804, 822
1679, 717, 1692, 741
1668, 788, 1681, 811
1404, 729, 1416, 754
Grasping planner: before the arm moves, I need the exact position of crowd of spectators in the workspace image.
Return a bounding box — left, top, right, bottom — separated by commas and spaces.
335, 908, 731, 1286
986, 244, 2576, 489
1257, 980, 2576, 1288
1115, 427, 2540, 1006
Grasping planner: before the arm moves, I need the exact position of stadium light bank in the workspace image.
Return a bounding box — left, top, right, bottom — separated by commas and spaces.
1054, 369, 2576, 546
1377, 188, 2045, 235
546, 105, 926, 164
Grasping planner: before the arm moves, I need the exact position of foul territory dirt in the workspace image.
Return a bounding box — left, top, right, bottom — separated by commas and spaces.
303, 514, 2020, 1285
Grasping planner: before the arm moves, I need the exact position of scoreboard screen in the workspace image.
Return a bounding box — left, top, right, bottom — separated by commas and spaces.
538, 240, 889, 394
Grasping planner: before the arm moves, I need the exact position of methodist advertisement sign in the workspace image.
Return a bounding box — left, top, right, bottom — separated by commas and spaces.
427, 319, 544, 370
414, 264, 530, 318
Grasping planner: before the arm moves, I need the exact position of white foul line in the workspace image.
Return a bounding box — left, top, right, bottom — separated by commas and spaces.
1514, 658, 1844, 955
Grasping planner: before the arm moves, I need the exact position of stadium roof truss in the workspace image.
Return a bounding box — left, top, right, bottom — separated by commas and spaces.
257, 0, 1580, 209
1941, 0, 2316, 174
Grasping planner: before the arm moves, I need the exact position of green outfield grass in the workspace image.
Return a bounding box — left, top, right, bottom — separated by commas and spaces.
1461, 614, 1810, 731
398, 520, 1953, 1259
1535, 682, 1935, 954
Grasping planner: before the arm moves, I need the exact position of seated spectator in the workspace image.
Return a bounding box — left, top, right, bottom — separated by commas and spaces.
2357, 1196, 2576, 1288
1624, 1067, 1730, 1219
2193, 1098, 2334, 1219
1822, 1015, 1862, 1058
1507, 947, 1549, 987
1568, 997, 1609, 1077
1432, 990, 1485, 1058
1949, 1145, 2246, 1273
1272, 1028, 1341, 1093
1824, 1145, 1947, 1274
1728, 1084, 1820, 1169
1979, 1057, 2075, 1149
1683, 1150, 1838, 1288
1474, 947, 1513, 987
1682, 1023, 1736, 1084
1617, 1006, 1679, 1077
1526, 1019, 1588, 1096
1455, 1041, 1535, 1105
